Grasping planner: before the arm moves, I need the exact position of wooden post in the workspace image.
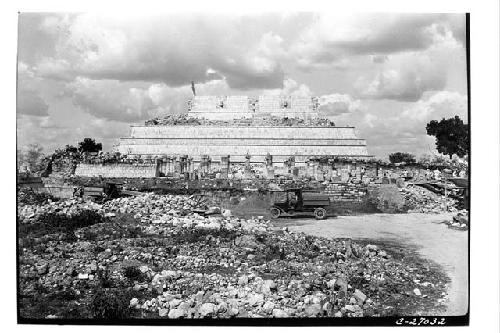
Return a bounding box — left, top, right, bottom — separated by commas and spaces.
445, 186, 448, 211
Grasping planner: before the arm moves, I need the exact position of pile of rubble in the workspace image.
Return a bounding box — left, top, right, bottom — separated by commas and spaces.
443, 210, 469, 230
18, 198, 104, 224
144, 114, 336, 127
401, 185, 458, 214
17, 187, 55, 206
145, 114, 202, 126
18, 193, 449, 319
102, 194, 207, 222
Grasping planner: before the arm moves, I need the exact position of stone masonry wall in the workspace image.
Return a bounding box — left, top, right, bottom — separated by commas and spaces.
129, 126, 360, 139
119, 126, 369, 159
74, 163, 158, 178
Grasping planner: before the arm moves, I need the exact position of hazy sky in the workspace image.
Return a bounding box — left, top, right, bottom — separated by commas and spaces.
16, 12, 467, 158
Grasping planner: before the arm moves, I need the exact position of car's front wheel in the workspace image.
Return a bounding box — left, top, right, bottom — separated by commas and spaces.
270, 207, 281, 218
314, 207, 327, 220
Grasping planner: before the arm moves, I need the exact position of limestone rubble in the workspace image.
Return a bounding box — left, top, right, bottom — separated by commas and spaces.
18, 193, 449, 319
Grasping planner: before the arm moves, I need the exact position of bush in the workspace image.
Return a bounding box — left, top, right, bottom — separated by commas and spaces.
97, 268, 114, 288
89, 289, 131, 319
18, 188, 55, 205
122, 266, 145, 282
82, 229, 99, 241
19, 210, 106, 244
367, 184, 408, 213
388, 152, 416, 164
35, 210, 103, 230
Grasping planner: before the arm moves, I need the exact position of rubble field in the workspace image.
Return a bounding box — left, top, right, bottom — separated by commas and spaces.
402, 185, 458, 214
443, 210, 469, 231
18, 193, 449, 320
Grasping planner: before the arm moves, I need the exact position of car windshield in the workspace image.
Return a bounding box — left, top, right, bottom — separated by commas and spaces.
274, 192, 287, 203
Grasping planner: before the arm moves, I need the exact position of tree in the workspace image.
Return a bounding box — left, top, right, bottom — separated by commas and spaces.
418, 153, 433, 165
426, 116, 469, 158
388, 152, 416, 164
19, 144, 45, 174
78, 138, 102, 153
65, 145, 79, 154
17, 149, 25, 169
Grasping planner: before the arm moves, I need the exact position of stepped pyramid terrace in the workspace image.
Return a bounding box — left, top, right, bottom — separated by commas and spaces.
116, 95, 371, 166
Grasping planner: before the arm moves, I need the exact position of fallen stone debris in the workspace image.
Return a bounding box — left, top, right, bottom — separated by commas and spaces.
18, 193, 449, 320
144, 114, 336, 128
17, 187, 56, 206
443, 210, 469, 231
401, 185, 458, 214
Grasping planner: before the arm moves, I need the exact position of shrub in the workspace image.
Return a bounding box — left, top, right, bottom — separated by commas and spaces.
89, 289, 131, 319
18, 187, 56, 205
122, 266, 145, 282
388, 152, 416, 164
93, 245, 106, 254
49, 288, 79, 302
25, 210, 106, 238
97, 268, 114, 288
367, 184, 408, 213
45, 210, 104, 230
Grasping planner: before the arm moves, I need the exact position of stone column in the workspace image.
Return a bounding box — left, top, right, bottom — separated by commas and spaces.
169, 156, 175, 174
285, 156, 295, 177
200, 155, 207, 175
200, 155, 211, 176
221, 155, 230, 179
165, 156, 170, 176
265, 153, 274, 179
244, 153, 252, 179
207, 156, 212, 174
174, 156, 182, 175
188, 157, 194, 173
181, 155, 189, 174
155, 159, 161, 177
312, 161, 320, 180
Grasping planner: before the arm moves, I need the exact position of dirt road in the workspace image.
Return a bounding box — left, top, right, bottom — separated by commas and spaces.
281, 213, 468, 316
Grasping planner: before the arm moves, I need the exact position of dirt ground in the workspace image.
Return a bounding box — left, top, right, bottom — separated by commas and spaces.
275, 213, 468, 316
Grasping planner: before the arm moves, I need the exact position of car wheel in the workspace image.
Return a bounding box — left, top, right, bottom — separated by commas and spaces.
270, 207, 281, 218
314, 207, 327, 220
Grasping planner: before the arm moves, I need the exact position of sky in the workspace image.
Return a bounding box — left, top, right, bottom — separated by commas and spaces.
16, 12, 468, 159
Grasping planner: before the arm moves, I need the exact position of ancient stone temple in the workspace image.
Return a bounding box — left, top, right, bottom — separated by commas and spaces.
117, 95, 370, 165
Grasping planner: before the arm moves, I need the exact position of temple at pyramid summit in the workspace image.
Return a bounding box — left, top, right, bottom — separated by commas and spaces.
116, 95, 370, 166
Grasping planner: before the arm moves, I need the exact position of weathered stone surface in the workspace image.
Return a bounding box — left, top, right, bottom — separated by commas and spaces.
168, 308, 186, 319
353, 289, 367, 304
272, 309, 289, 318
198, 303, 216, 317
18, 192, 450, 320
305, 304, 322, 317
158, 308, 169, 317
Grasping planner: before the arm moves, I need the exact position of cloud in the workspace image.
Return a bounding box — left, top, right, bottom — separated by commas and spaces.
289, 13, 465, 69
355, 68, 446, 102
17, 91, 49, 116
262, 78, 312, 96
17, 114, 73, 151
16, 13, 468, 159
31, 13, 286, 90
17, 62, 49, 116
16, 113, 131, 153
318, 93, 362, 116
331, 91, 468, 158
354, 48, 451, 101
401, 91, 467, 122
372, 55, 388, 64
66, 77, 235, 122
66, 78, 155, 122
